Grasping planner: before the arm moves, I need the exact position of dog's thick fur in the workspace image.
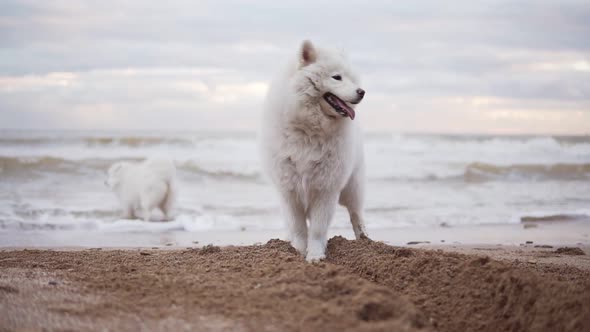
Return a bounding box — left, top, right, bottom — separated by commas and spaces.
260, 40, 368, 262
106, 158, 177, 221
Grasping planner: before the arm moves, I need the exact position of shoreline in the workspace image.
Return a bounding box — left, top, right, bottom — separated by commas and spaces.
1, 220, 588, 249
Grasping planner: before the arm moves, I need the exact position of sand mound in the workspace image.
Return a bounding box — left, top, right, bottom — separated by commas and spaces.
0, 240, 427, 331
326, 236, 590, 332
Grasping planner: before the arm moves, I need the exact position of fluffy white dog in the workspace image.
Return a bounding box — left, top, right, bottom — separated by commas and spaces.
260, 40, 368, 262
106, 158, 177, 221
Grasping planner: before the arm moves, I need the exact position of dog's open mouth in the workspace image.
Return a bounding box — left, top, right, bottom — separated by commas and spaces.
323, 93, 355, 120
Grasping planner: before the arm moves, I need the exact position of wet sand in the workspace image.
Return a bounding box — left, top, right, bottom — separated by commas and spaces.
1, 237, 589, 331
2, 220, 589, 249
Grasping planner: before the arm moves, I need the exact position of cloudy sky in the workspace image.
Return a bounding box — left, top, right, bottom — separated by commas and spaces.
0, 0, 589, 134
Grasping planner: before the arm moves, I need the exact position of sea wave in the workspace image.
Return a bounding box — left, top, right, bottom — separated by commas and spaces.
464, 162, 590, 182
0, 131, 258, 148
82, 137, 194, 147
0, 213, 246, 232
2, 133, 589, 182
179, 161, 260, 180
374, 162, 590, 182
0, 156, 117, 176
2, 132, 589, 150
0, 156, 260, 180
384, 133, 590, 147
370, 135, 590, 165
2, 156, 589, 183
519, 214, 590, 223
0, 136, 195, 147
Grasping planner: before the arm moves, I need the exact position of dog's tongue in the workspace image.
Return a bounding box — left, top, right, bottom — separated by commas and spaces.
335, 98, 355, 120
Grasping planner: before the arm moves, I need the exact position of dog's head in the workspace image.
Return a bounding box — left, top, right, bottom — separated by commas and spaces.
105, 162, 127, 189
295, 40, 365, 120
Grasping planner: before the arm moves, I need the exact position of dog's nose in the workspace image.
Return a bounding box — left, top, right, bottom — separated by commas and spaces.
356, 88, 365, 97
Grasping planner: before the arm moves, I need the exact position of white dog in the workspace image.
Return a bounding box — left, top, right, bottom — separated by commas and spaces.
260, 40, 368, 262
105, 158, 177, 221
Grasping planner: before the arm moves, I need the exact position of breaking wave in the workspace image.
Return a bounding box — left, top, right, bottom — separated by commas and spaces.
375, 162, 590, 182
464, 162, 590, 182
0, 156, 260, 180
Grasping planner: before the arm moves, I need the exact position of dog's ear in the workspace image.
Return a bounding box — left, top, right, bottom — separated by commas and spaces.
300, 40, 317, 66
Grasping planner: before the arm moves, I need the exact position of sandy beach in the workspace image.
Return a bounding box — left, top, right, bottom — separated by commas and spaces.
1, 236, 589, 331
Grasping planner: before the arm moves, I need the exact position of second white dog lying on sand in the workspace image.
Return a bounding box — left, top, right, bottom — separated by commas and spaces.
105, 158, 177, 221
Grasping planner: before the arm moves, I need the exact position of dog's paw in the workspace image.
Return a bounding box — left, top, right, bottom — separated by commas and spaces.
358, 232, 370, 241
305, 251, 326, 263
290, 238, 307, 255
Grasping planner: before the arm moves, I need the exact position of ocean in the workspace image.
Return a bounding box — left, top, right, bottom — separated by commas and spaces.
1, 130, 589, 240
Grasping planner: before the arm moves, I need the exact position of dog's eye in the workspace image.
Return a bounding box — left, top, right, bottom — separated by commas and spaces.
332, 75, 342, 81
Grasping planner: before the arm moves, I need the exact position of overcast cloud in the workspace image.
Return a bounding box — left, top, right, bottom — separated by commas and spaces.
0, 0, 589, 134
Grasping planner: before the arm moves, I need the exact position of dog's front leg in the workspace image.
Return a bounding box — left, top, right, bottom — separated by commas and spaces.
279, 191, 307, 255
306, 193, 337, 262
